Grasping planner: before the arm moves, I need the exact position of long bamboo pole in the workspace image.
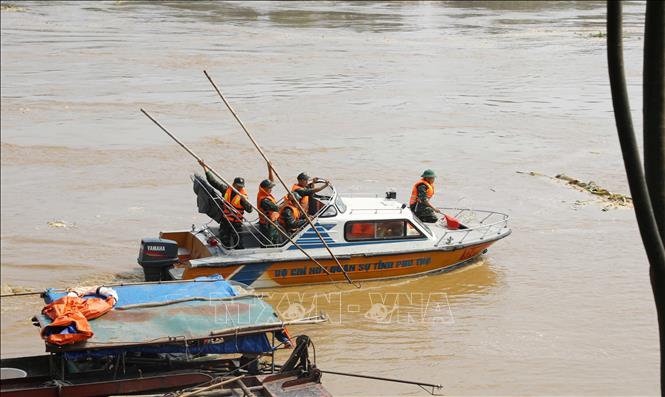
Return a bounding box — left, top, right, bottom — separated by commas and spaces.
203, 71, 358, 287
140, 109, 334, 279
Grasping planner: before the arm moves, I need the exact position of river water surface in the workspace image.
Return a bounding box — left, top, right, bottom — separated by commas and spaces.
0, 1, 658, 395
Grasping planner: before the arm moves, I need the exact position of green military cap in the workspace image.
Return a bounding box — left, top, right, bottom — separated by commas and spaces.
260, 179, 275, 188
233, 177, 245, 187
421, 169, 437, 178
297, 172, 310, 181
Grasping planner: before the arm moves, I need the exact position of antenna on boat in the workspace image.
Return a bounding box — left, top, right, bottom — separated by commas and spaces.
203, 70, 360, 288
139, 108, 337, 280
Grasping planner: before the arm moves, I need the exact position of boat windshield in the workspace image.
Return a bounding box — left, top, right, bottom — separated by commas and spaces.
410, 212, 432, 235
335, 195, 347, 213
310, 184, 336, 215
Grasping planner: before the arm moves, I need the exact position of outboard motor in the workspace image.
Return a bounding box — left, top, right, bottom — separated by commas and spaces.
137, 238, 179, 281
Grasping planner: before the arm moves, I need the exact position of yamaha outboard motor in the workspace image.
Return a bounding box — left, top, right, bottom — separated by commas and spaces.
137, 238, 179, 281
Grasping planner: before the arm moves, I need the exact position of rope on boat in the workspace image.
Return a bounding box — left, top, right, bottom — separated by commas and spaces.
114, 294, 261, 310
203, 71, 360, 288
0, 289, 43, 298
0, 278, 242, 298
176, 375, 244, 397
319, 370, 443, 395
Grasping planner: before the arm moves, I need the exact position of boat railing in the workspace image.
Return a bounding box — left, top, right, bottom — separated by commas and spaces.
192, 175, 275, 249
434, 208, 510, 247
348, 208, 409, 215
194, 176, 339, 250
339, 192, 384, 198
274, 185, 339, 242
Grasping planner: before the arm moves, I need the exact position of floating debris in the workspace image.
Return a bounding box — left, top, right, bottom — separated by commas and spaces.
46, 220, 76, 229
0, 3, 24, 12
554, 174, 632, 205
1, 284, 15, 295
516, 170, 548, 177
517, 171, 633, 209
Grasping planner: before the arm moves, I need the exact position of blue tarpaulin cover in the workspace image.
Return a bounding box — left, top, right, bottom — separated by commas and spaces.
38, 276, 281, 354
63, 334, 273, 359
44, 275, 237, 306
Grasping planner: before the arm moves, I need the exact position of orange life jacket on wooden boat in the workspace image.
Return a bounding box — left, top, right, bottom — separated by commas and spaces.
409, 179, 435, 206
291, 184, 309, 210
41, 295, 116, 345
257, 188, 279, 224
224, 186, 248, 223
278, 203, 301, 230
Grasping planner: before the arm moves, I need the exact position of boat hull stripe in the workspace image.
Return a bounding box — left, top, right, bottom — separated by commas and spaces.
228, 263, 272, 285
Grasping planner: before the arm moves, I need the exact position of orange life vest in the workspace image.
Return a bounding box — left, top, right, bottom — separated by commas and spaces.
279, 203, 301, 230
409, 179, 435, 206
41, 295, 116, 345
257, 188, 279, 225
224, 186, 248, 223
291, 184, 309, 210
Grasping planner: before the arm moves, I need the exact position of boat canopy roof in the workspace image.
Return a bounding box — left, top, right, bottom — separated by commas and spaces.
37, 276, 285, 355
43, 276, 237, 305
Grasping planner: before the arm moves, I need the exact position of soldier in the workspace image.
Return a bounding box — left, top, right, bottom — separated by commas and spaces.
279, 192, 307, 234
200, 162, 252, 248
291, 172, 330, 215
409, 169, 442, 223
257, 163, 281, 245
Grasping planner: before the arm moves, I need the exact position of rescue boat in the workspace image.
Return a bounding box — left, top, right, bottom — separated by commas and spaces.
137, 177, 511, 288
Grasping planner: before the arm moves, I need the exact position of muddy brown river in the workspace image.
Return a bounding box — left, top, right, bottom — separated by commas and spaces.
0, 1, 658, 395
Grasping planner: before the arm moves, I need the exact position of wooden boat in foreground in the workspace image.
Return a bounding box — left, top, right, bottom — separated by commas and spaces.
137, 181, 511, 288
0, 277, 329, 397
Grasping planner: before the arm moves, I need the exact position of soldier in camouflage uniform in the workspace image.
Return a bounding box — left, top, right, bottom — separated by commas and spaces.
279, 192, 307, 233
199, 162, 252, 248
256, 178, 282, 245
291, 172, 330, 215
409, 169, 442, 223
